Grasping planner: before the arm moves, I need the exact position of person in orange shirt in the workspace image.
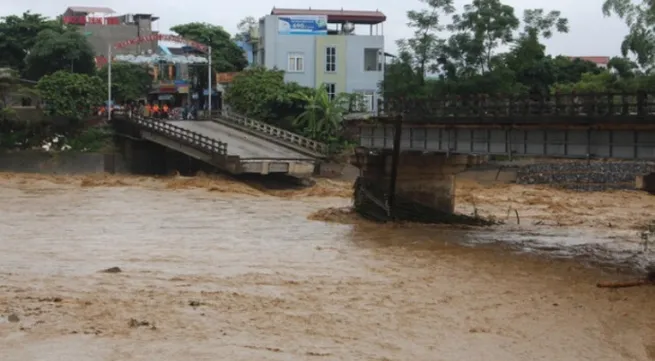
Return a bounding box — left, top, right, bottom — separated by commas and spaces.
162, 103, 169, 119
152, 103, 160, 118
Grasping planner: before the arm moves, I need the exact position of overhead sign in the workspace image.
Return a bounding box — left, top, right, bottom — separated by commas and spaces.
113, 34, 208, 52
278, 15, 327, 35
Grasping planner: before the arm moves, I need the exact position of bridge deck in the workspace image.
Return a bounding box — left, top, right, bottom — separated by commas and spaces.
355, 125, 655, 160
168, 120, 313, 160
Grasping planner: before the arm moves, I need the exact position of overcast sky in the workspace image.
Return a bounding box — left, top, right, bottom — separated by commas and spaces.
2, 0, 631, 57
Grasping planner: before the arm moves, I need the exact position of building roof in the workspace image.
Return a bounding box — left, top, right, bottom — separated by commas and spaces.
271, 7, 386, 24
567, 56, 610, 65
167, 47, 186, 55
66, 6, 116, 14
133, 13, 159, 21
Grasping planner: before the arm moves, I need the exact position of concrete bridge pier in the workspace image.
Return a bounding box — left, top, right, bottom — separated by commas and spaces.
351, 150, 482, 221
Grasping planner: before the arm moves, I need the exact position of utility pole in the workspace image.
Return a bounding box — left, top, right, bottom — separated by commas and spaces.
386, 111, 403, 219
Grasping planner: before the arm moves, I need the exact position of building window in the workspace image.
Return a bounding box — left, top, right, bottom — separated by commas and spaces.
288, 53, 304, 72
325, 83, 336, 100
325, 46, 336, 72
364, 48, 381, 71
355, 91, 375, 112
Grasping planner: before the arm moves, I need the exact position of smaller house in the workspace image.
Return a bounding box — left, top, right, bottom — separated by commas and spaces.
567, 56, 611, 69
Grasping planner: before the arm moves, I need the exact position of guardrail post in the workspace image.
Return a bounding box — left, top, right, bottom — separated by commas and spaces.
637, 90, 647, 116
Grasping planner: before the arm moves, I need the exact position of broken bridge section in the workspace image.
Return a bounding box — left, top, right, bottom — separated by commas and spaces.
119, 113, 325, 177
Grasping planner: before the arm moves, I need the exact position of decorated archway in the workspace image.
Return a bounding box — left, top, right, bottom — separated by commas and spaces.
113, 34, 208, 53
106, 34, 212, 120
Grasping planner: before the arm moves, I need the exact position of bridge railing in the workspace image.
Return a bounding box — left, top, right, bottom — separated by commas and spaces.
382, 92, 655, 121
133, 118, 228, 156
216, 110, 327, 154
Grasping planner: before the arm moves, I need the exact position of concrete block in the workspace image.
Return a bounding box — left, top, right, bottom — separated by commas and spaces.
636, 172, 655, 193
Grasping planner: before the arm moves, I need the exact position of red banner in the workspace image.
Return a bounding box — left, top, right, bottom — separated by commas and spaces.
63, 16, 86, 25
113, 34, 208, 52
63, 16, 121, 25
216, 72, 239, 83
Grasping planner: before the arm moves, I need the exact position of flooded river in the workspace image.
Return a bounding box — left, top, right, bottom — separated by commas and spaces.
0, 172, 654, 360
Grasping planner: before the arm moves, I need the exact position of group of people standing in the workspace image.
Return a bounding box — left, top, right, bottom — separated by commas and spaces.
142, 103, 171, 119
139, 102, 198, 120
96, 101, 200, 121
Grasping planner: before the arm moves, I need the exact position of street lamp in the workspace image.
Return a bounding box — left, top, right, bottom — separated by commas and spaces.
204, 35, 213, 120
207, 45, 212, 119
107, 44, 112, 121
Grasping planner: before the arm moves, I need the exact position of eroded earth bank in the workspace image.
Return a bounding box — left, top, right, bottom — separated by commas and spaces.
0, 172, 654, 361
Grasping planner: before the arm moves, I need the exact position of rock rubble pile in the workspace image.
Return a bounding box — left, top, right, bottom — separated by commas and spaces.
516, 161, 655, 191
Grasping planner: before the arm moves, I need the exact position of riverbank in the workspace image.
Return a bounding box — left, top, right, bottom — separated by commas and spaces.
0, 173, 654, 361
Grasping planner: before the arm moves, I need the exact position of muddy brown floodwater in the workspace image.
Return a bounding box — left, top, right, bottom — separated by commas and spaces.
1, 172, 655, 361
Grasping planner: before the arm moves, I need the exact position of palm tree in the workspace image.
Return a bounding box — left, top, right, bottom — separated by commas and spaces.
290, 85, 348, 141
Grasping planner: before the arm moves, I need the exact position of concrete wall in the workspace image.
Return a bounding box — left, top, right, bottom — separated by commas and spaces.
345, 35, 384, 111
355, 152, 474, 214
260, 16, 273, 68
387, 153, 470, 213
0, 139, 215, 176
636, 172, 655, 193
261, 15, 317, 87
0, 151, 123, 174
9, 107, 46, 124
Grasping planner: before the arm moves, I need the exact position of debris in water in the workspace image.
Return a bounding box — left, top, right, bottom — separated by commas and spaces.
100, 267, 122, 273
596, 268, 655, 288
128, 318, 152, 328
307, 207, 362, 224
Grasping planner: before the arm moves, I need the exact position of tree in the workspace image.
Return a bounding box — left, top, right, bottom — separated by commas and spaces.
399, 0, 455, 84
224, 67, 309, 127
36, 71, 105, 121
0, 12, 62, 73
379, 52, 426, 99
602, 0, 655, 69
450, 0, 520, 73
608, 56, 640, 78
234, 16, 257, 42
98, 63, 152, 103
550, 56, 603, 84
504, 9, 569, 94
521, 9, 569, 40
171, 22, 248, 72
290, 86, 349, 141
509, 9, 569, 68
552, 71, 617, 93
24, 29, 96, 80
